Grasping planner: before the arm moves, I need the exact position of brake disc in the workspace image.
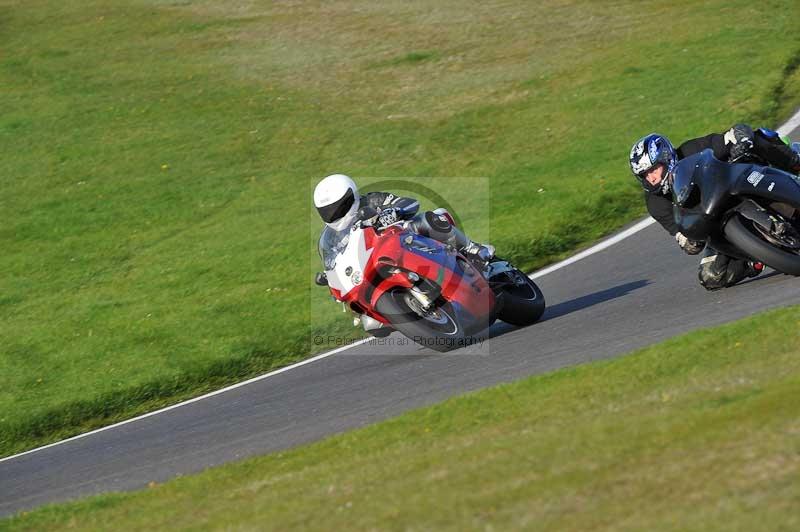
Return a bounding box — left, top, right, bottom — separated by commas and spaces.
752, 218, 800, 250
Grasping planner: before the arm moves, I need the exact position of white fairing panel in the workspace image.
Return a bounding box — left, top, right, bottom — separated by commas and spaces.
325, 228, 372, 297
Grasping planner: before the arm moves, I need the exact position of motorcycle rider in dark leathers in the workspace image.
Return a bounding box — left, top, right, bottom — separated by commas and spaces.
313, 174, 495, 282
629, 124, 800, 290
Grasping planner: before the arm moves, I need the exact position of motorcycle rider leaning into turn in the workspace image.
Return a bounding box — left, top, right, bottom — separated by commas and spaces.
313, 174, 495, 284
629, 124, 800, 290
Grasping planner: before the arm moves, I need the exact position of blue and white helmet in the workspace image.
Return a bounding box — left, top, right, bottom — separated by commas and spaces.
629, 133, 677, 194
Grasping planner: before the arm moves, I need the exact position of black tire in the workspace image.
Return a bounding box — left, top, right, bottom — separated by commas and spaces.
374, 289, 478, 352
723, 214, 800, 275
496, 270, 546, 326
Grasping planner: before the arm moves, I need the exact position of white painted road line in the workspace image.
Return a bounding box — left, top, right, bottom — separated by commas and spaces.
0, 339, 370, 464
529, 217, 656, 280
4, 108, 800, 465
0, 216, 659, 465
777, 107, 800, 136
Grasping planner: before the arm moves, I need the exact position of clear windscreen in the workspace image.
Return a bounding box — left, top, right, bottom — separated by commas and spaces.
318, 225, 351, 271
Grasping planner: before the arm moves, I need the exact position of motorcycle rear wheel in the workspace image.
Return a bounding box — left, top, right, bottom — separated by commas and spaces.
723, 214, 800, 275
493, 269, 546, 326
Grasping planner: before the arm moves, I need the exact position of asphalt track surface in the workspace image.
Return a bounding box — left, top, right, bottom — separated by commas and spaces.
3, 122, 800, 516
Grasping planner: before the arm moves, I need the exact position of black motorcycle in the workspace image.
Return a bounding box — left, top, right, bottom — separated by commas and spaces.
672, 148, 800, 275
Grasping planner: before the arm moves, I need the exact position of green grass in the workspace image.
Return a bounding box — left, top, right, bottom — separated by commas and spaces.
2, 0, 800, 457
4, 306, 799, 531
369, 50, 441, 68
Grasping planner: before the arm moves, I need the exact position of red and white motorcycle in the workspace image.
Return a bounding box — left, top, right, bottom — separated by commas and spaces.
316, 208, 545, 351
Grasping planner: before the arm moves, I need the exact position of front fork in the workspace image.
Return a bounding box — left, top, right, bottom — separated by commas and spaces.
730, 199, 800, 249
387, 268, 437, 311
733, 199, 792, 235
353, 269, 439, 332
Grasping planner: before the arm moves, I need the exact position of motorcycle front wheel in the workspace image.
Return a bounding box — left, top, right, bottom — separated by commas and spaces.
723, 214, 800, 275
374, 288, 478, 352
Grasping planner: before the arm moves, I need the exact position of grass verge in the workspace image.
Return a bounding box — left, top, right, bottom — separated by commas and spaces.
2, 0, 800, 456
4, 306, 800, 530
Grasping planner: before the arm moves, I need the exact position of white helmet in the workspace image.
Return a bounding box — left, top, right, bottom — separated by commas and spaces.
314, 174, 360, 231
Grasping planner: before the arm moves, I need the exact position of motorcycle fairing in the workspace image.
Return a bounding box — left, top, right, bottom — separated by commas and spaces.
324, 228, 373, 297
673, 150, 743, 214
730, 165, 800, 207
366, 228, 494, 323
676, 149, 800, 212
672, 150, 737, 240
323, 224, 494, 332
673, 149, 800, 257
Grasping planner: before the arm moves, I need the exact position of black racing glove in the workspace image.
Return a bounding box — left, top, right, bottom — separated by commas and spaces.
791, 152, 800, 174
726, 124, 755, 161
